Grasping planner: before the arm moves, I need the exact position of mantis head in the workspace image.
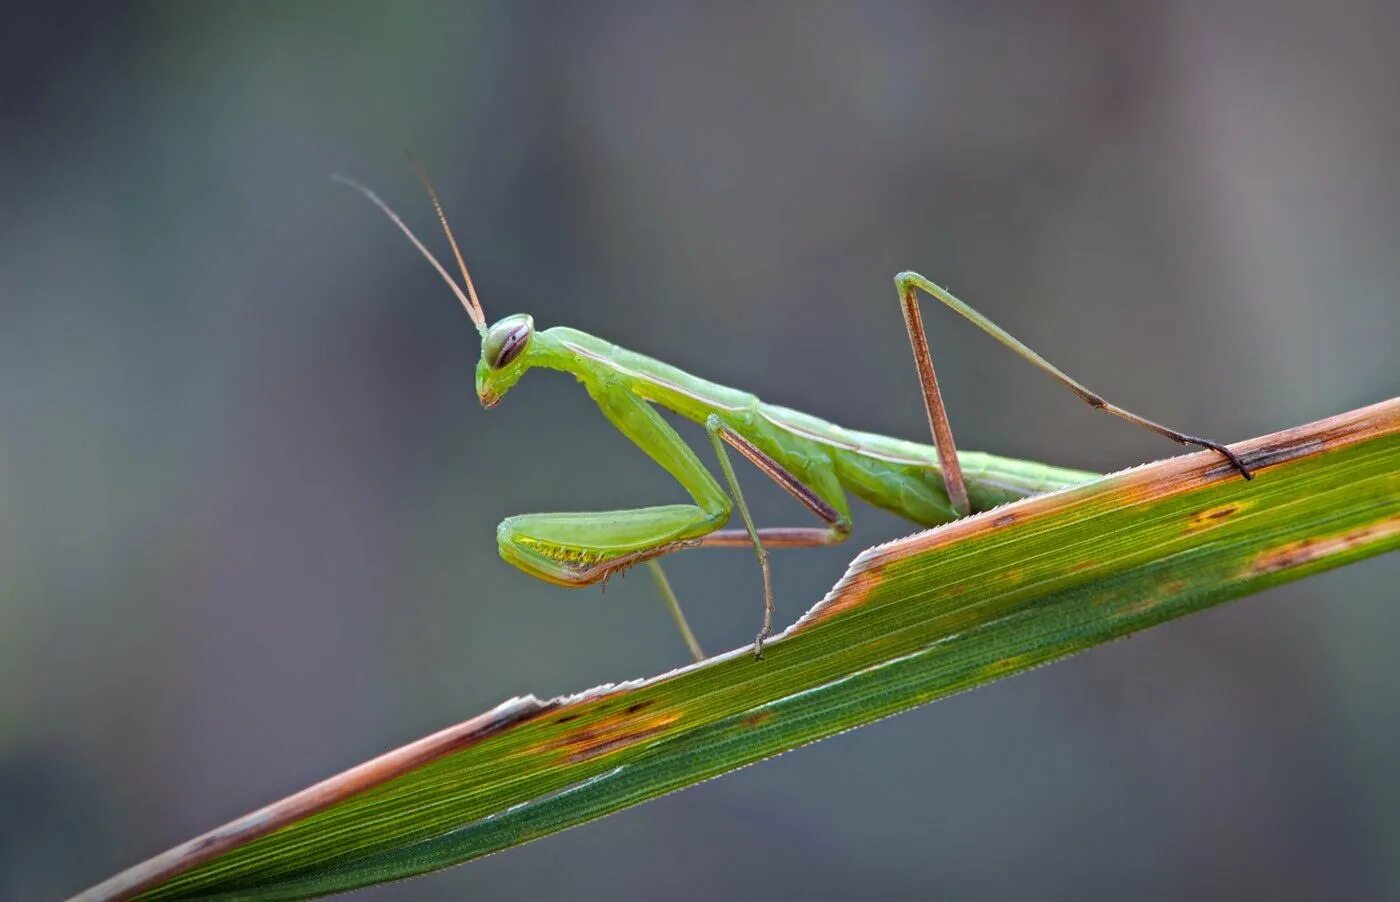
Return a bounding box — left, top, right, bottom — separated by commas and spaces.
335, 166, 537, 410
476, 313, 535, 408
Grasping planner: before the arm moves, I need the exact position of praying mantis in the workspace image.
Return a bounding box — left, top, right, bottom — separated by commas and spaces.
337, 171, 1252, 662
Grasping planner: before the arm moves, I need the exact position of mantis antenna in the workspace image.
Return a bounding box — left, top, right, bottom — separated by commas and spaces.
408, 156, 488, 330
331, 174, 488, 332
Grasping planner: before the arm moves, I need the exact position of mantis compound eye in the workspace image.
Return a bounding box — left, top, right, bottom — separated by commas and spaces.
483, 314, 534, 370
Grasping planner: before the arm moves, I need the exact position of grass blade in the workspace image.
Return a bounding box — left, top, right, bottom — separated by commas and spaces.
81, 399, 1400, 900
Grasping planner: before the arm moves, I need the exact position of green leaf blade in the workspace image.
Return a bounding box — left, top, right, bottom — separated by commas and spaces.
80, 399, 1400, 900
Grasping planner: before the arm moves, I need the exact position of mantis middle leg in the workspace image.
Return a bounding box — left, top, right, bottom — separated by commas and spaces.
651, 415, 855, 661
701, 414, 853, 658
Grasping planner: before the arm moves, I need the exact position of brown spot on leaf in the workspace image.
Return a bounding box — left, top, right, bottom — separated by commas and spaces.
975, 653, 1037, 681
530, 708, 682, 764
1115, 580, 1189, 617
742, 709, 776, 729
563, 724, 674, 764
790, 567, 886, 632
1185, 502, 1248, 534
992, 513, 1017, 528
1241, 438, 1324, 472
1246, 516, 1400, 577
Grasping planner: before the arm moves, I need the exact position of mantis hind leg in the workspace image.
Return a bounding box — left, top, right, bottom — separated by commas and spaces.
894, 271, 1253, 486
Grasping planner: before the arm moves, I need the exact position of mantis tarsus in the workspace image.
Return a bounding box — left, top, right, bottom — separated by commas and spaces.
337, 171, 1253, 661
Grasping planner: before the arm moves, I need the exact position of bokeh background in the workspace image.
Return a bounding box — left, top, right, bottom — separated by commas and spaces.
3, 2, 1398, 899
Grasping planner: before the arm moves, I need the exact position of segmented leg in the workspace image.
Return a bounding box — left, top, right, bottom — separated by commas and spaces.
899, 279, 971, 516
647, 560, 705, 662
704, 415, 852, 658
495, 386, 730, 595
496, 384, 854, 661
702, 415, 775, 658
696, 421, 852, 548
894, 271, 1253, 480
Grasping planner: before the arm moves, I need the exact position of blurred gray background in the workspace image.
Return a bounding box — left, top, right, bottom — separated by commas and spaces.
2, 2, 1397, 899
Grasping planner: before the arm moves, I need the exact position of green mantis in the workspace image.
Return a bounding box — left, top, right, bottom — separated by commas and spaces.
337, 172, 1252, 661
